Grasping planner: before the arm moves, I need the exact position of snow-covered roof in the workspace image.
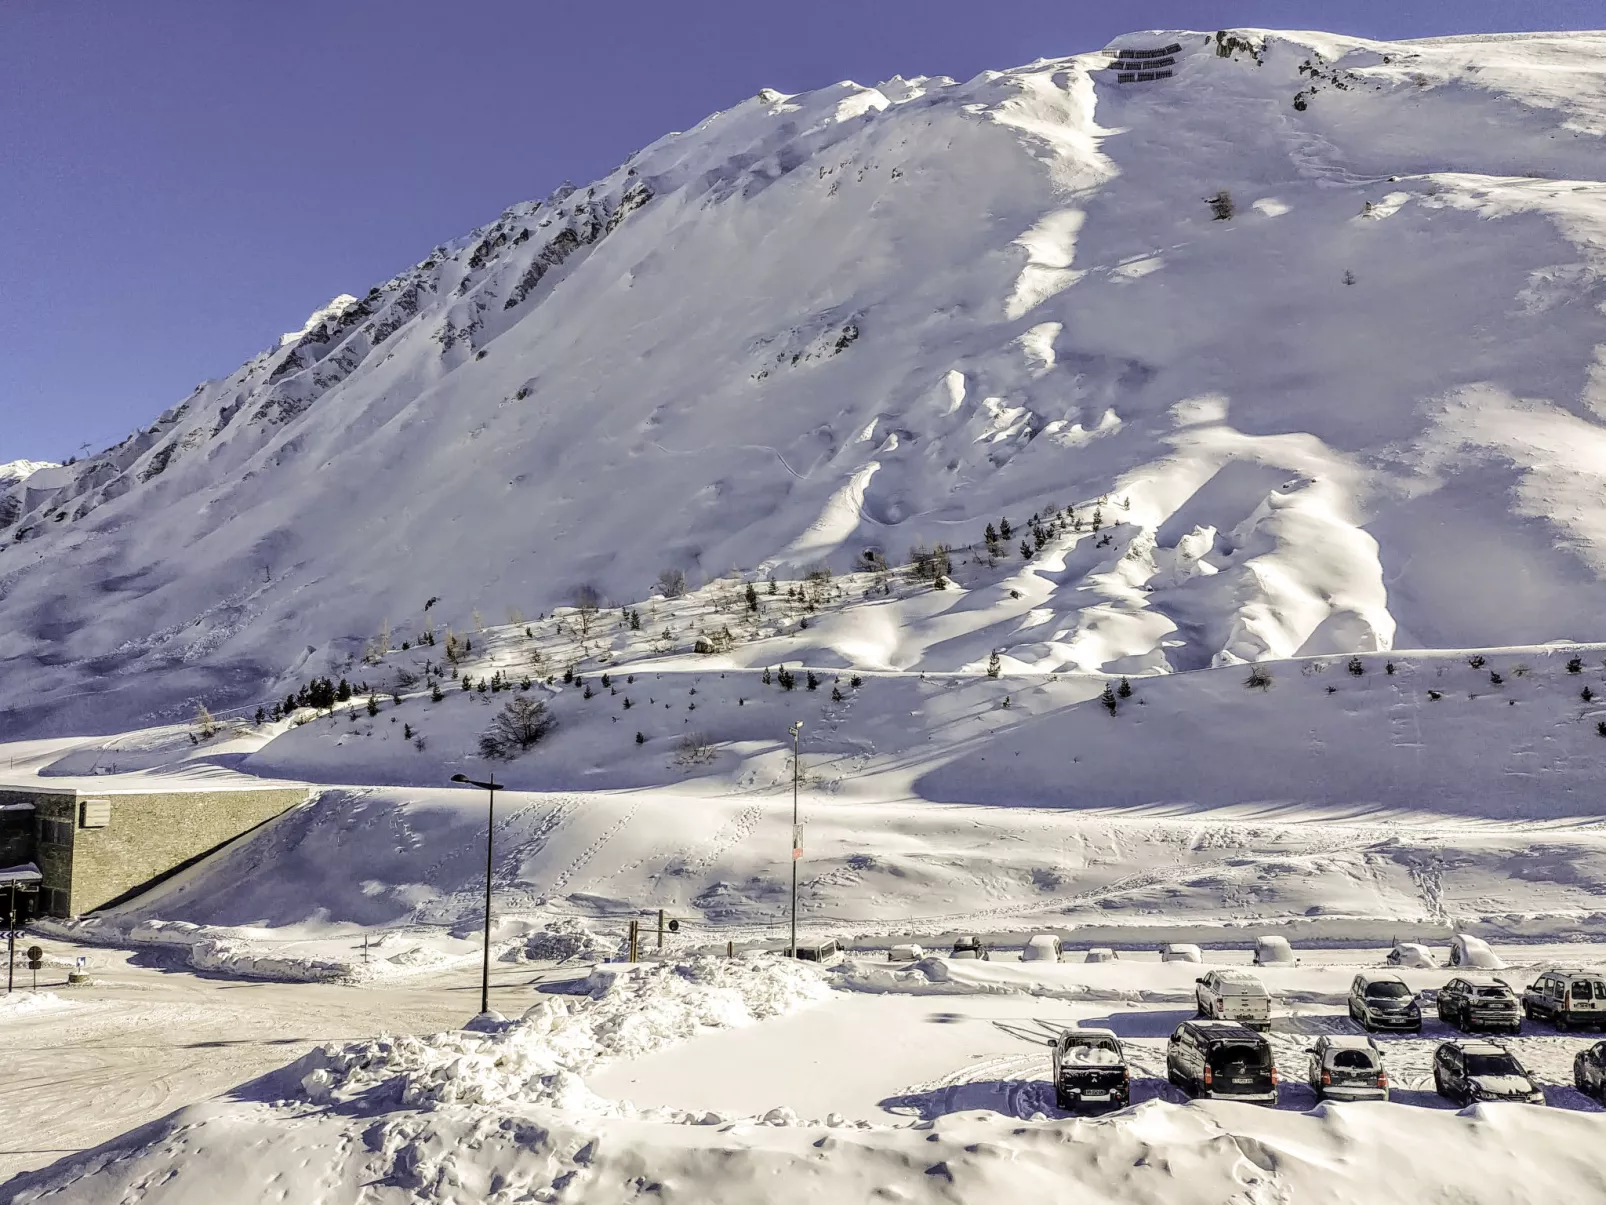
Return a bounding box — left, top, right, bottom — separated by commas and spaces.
1320, 1035, 1378, 1050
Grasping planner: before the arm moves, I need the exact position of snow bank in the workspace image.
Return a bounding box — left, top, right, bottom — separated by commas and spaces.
501, 917, 621, 965
293, 955, 831, 1114
833, 956, 1196, 1002
0, 991, 73, 1020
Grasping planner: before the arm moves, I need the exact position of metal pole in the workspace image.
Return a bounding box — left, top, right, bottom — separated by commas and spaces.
6, 884, 14, 995
480, 773, 496, 1017
790, 721, 802, 958
657, 908, 664, 951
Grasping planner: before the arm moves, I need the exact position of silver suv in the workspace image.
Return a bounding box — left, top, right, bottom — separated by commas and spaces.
1347, 972, 1421, 1033
1306, 1035, 1388, 1102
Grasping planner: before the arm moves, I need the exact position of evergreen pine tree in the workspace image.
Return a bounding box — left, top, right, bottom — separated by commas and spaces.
987, 650, 1001, 678
746, 583, 760, 612
1117, 677, 1132, 698
431, 682, 443, 702
1101, 684, 1118, 715
367, 694, 379, 716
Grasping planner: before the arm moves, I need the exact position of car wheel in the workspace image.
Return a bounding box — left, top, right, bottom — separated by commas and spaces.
1522, 1001, 1533, 1020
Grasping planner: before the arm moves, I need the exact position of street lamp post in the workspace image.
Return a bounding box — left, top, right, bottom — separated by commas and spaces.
450, 771, 503, 1017
788, 720, 803, 958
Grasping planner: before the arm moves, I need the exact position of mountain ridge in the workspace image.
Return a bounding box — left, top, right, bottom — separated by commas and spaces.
4, 27, 1606, 737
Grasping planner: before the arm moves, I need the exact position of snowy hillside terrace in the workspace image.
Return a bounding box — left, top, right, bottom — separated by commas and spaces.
1, 28, 1605, 737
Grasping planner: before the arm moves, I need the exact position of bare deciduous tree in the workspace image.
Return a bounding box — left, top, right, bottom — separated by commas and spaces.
478, 696, 555, 759
656, 567, 688, 599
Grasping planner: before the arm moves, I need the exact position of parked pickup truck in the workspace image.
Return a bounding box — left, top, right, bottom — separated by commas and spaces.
1195, 970, 1271, 1031
1051, 1027, 1130, 1112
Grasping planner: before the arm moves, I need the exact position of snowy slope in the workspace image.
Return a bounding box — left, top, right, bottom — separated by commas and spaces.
5, 28, 1606, 737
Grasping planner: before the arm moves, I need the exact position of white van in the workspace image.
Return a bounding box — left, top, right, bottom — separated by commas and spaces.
1162, 943, 1204, 964
1195, 969, 1272, 1030
1386, 942, 1437, 969
887, 944, 924, 963
790, 939, 845, 967
1253, 936, 1295, 966
1085, 947, 1118, 963
1022, 934, 1063, 962
1449, 934, 1504, 970
1523, 966, 1606, 1030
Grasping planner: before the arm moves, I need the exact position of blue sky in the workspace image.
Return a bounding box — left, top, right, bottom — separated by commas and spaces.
3, 0, 1599, 461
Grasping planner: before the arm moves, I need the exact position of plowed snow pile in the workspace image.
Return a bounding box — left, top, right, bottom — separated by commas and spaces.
297, 955, 831, 1115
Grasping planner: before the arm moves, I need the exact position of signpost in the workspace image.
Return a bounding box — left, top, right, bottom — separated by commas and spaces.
5, 880, 40, 994
26, 945, 41, 991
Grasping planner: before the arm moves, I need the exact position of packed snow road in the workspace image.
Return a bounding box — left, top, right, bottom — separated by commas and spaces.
0, 937, 565, 1181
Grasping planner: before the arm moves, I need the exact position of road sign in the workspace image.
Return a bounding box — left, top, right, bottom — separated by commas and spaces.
26, 945, 42, 970
667, 918, 680, 933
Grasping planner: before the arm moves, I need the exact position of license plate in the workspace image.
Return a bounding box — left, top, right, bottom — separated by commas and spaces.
1079, 1093, 1111, 1101
1232, 1077, 1254, 1085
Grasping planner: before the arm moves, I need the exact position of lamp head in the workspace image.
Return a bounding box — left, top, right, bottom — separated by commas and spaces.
450, 773, 469, 783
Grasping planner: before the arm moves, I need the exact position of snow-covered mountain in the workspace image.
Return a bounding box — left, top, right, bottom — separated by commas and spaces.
5, 28, 1606, 737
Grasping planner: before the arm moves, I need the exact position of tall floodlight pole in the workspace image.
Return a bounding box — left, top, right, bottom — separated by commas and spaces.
450, 771, 503, 1016
789, 720, 803, 957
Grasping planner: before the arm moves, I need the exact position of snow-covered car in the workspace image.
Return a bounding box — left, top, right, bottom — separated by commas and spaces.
1021, 934, 1063, 962
1161, 943, 1203, 964
1305, 1035, 1388, 1102
1050, 1027, 1130, 1112
1522, 966, 1606, 1030
1194, 969, 1271, 1030
887, 944, 924, 962
1433, 1039, 1544, 1106
790, 939, 845, 967
1347, 972, 1421, 1033
1437, 975, 1521, 1033
1084, 947, 1118, 963
1448, 934, 1504, 970
1572, 1040, 1606, 1101
1253, 936, 1295, 966
1386, 942, 1437, 969
951, 935, 990, 960
1167, 1021, 1278, 1105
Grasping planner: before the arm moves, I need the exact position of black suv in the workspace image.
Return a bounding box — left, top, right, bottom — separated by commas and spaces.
1436, 975, 1521, 1034
1433, 1040, 1544, 1106
1166, 1021, 1278, 1106
1050, 1027, 1130, 1112
1572, 1040, 1606, 1101
951, 935, 990, 960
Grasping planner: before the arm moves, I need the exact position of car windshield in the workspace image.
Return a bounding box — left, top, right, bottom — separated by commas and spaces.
1062, 1038, 1121, 1065
1474, 986, 1511, 999
1366, 982, 1411, 998
1464, 1053, 1522, 1078
1209, 1043, 1271, 1073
